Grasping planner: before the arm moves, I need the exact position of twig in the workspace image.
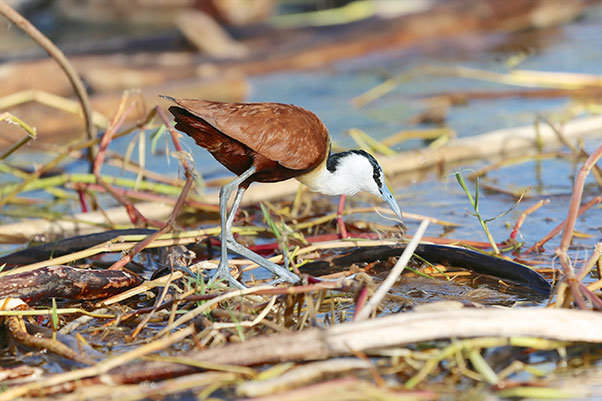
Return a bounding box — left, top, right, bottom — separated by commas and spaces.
509, 199, 550, 240
107, 105, 195, 271
154, 285, 275, 338
576, 243, 602, 282
4, 314, 96, 364
354, 219, 429, 321
525, 196, 601, 253
555, 143, 602, 309
128, 265, 177, 340
0, 112, 37, 162
212, 295, 277, 329
0, 1, 95, 149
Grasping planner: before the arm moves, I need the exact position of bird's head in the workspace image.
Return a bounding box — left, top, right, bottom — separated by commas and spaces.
325, 150, 403, 220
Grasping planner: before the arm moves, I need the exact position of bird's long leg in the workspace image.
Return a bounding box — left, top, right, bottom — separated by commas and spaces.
223, 185, 300, 285
337, 194, 349, 239
222, 184, 299, 283
213, 166, 257, 288
214, 166, 300, 287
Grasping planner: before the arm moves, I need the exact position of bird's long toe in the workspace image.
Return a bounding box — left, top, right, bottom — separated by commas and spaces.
276, 267, 300, 284
211, 262, 246, 289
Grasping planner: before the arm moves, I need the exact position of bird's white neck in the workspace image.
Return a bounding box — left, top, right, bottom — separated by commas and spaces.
296, 161, 352, 196
296, 151, 382, 197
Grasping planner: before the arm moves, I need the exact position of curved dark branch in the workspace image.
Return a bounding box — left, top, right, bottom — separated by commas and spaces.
0, 1, 96, 148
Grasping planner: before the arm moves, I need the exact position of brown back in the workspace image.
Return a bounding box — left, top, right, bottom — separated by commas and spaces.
171, 99, 330, 172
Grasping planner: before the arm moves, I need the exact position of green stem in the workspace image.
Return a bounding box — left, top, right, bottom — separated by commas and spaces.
455, 172, 500, 254
1, 173, 184, 197
0, 113, 37, 162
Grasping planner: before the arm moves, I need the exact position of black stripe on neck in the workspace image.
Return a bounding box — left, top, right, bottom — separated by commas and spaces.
326, 150, 383, 191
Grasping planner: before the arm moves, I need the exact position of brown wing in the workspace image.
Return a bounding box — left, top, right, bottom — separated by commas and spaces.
168, 105, 253, 176
171, 98, 330, 171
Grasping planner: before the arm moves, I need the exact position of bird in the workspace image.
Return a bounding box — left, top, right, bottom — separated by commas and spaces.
163, 96, 403, 288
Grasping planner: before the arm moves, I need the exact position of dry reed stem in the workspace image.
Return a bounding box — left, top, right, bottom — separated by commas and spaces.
128, 267, 178, 341
237, 358, 372, 397
381, 127, 454, 147
0, 112, 37, 162
577, 243, 602, 282
106, 154, 186, 187
212, 295, 277, 329
0, 90, 109, 128
95, 101, 156, 227
155, 285, 276, 338
107, 105, 198, 271
467, 152, 566, 180
0, 102, 155, 209
185, 308, 602, 367
352, 66, 602, 108
354, 219, 429, 321
0, 307, 113, 318
0, 230, 212, 277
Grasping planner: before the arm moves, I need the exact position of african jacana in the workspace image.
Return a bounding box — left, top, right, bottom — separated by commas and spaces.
164, 97, 403, 288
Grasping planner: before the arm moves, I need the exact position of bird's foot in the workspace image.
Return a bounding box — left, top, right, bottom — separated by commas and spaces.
269, 263, 300, 284
210, 261, 246, 289
268, 275, 297, 286
224, 237, 300, 284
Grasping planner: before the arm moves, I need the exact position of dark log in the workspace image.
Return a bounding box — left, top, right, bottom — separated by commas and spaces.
0, 228, 156, 268
299, 243, 552, 296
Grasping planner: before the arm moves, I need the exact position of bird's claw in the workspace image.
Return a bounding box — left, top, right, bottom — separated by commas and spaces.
210, 262, 246, 289
268, 275, 299, 286
273, 268, 301, 285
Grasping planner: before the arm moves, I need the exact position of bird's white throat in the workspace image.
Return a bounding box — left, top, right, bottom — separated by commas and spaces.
297, 151, 382, 197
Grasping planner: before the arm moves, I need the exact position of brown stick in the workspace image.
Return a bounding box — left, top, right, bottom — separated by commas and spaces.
107, 105, 194, 272
92, 96, 162, 227
510, 199, 550, 241
525, 196, 602, 254
0, 1, 95, 146
556, 143, 602, 308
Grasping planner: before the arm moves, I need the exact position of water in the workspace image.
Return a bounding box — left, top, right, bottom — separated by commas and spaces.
1, 5, 601, 286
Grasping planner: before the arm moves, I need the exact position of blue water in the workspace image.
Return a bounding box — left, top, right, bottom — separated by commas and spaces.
1, 5, 601, 272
